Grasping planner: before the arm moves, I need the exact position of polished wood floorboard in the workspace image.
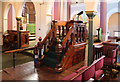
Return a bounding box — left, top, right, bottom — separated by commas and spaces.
1, 44, 120, 81
1, 61, 86, 80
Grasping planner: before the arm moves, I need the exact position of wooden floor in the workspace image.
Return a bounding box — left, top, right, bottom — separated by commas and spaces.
1, 44, 120, 81
1, 60, 120, 81
1, 61, 86, 80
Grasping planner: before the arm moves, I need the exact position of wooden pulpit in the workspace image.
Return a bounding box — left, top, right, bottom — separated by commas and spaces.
7, 30, 29, 48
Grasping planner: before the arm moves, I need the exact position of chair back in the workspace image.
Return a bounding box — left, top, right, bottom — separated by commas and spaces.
62, 73, 82, 81
83, 64, 95, 81
108, 48, 117, 58
95, 56, 105, 71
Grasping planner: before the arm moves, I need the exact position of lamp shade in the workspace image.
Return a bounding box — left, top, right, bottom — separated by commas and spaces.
84, 0, 99, 12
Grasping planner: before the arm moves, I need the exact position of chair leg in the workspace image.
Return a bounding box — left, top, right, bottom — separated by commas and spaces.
109, 65, 112, 77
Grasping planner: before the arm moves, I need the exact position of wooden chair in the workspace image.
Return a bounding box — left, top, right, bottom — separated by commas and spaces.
103, 48, 118, 77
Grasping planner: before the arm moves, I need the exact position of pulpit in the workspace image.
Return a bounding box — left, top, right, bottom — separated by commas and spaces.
7, 30, 29, 48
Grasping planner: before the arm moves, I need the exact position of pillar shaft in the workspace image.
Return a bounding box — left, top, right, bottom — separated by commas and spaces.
67, 0, 71, 21
86, 11, 96, 66
100, 1, 107, 40
16, 17, 21, 48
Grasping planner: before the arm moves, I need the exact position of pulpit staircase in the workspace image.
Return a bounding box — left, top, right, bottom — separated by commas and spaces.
37, 20, 87, 72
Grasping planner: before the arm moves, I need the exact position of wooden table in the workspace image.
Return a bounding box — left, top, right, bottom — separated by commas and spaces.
4, 47, 35, 68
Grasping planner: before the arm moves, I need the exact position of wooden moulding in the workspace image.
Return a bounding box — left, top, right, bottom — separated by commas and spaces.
58, 43, 87, 72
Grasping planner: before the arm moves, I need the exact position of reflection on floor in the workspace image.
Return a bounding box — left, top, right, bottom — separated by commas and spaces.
1, 41, 120, 80
1, 59, 120, 80
1, 61, 85, 80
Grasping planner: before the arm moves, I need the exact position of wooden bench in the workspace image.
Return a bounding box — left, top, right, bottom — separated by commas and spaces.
62, 56, 105, 81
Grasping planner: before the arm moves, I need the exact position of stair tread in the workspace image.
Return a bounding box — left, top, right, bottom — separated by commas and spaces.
29, 35, 35, 37
29, 37, 36, 39
44, 57, 58, 68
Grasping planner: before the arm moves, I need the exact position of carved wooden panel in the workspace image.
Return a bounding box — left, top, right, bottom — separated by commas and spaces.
7, 30, 29, 48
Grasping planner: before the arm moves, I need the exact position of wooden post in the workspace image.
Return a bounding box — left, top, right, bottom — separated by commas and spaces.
76, 26, 79, 42
82, 27, 85, 41
79, 27, 81, 42
48, 37, 50, 48
43, 42, 46, 55
52, 20, 57, 28
62, 26, 64, 39
16, 17, 21, 48
37, 37, 43, 59
58, 26, 61, 39
55, 39, 62, 64
55, 39, 63, 72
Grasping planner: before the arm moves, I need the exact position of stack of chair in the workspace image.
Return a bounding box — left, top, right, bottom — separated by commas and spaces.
62, 56, 105, 81
93, 41, 119, 77
102, 43, 118, 77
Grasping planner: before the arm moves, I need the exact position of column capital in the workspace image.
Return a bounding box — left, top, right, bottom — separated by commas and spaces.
16, 17, 21, 21
85, 11, 97, 19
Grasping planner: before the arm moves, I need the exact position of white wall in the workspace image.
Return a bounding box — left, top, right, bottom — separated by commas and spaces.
108, 13, 118, 36
107, 2, 119, 37
0, 1, 2, 45
34, 2, 53, 44
2, 2, 24, 33
93, 15, 100, 35
71, 3, 100, 35
71, 3, 86, 20
2, 1, 54, 45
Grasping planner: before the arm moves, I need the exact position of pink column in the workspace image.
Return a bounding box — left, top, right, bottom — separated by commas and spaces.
54, 0, 61, 20
8, 5, 13, 30
100, 0, 107, 35
67, 0, 71, 21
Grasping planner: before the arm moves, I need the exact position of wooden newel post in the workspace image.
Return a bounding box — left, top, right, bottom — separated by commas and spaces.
55, 39, 63, 72
55, 39, 62, 63
37, 37, 43, 59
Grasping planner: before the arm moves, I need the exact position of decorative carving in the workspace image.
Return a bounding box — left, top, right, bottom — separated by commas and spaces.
55, 39, 63, 72
37, 37, 43, 59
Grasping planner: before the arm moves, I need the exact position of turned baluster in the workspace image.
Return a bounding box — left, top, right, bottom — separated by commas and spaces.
62, 26, 64, 39
37, 37, 43, 59
82, 27, 85, 41
81, 27, 83, 42
79, 27, 81, 42
55, 39, 62, 64
47, 37, 50, 48
58, 26, 61, 39
43, 42, 46, 55
70, 33, 75, 45
76, 26, 79, 43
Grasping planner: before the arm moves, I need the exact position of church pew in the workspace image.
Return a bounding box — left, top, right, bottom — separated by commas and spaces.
62, 56, 105, 81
